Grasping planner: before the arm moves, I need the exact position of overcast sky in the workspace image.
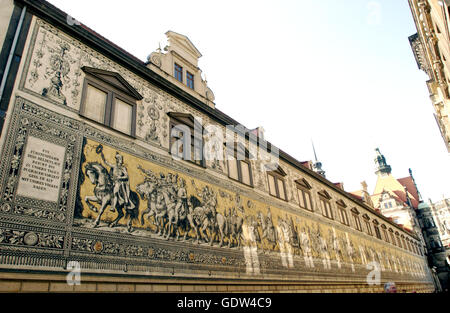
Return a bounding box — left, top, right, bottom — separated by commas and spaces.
48, 0, 449, 202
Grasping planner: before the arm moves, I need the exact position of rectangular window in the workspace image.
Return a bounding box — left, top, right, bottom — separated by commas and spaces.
84, 84, 107, 123
113, 98, 133, 135
297, 188, 313, 211
187, 72, 194, 89
174, 63, 183, 82
268, 174, 277, 197
396, 236, 402, 247
401, 238, 407, 250
353, 214, 362, 231
277, 178, 286, 200
365, 220, 373, 236
298, 189, 305, 208
390, 232, 396, 246
383, 229, 389, 243
304, 192, 312, 211
227, 158, 239, 181
226, 146, 253, 187
169, 113, 205, 168
80, 75, 137, 137
267, 173, 286, 200
338, 206, 349, 225
320, 198, 333, 219
240, 160, 251, 186
374, 225, 382, 240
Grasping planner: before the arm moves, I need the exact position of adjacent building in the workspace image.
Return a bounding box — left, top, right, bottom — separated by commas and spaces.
350, 148, 449, 292
0, 0, 437, 292
429, 197, 450, 248
408, 0, 450, 152
416, 201, 449, 291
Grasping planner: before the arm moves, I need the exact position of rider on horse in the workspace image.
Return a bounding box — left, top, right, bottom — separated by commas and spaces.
100, 151, 135, 213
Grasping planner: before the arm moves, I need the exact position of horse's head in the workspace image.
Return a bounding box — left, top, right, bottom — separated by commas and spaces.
85, 162, 99, 185
136, 180, 157, 200
85, 162, 110, 187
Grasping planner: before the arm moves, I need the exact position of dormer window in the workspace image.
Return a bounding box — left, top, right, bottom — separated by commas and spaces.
174, 63, 183, 82
80, 67, 142, 137
186, 72, 194, 89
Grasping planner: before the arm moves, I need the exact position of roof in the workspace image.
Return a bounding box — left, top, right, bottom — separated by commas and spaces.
398, 176, 420, 203
373, 174, 420, 209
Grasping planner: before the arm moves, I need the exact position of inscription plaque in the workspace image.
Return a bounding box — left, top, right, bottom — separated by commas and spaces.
16, 136, 65, 202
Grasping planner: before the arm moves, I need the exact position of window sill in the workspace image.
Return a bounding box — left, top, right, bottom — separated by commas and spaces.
227, 176, 254, 188
269, 193, 288, 202
79, 114, 136, 139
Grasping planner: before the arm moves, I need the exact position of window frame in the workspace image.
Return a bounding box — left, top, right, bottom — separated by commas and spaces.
318, 191, 333, 220
80, 74, 137, 137
363, 214, 373, 236
373, 220, 382, 240
381, 224, 389, 243
168, 112, 205, 168
267, 170, 287, 201
174, 63, 183, 82
226, 143, 254, 187
337, 200, 349, 226
389, 229, 396, 246
295, 179, 313, 212
351, 208, 363, 232
186, 71, 194, 89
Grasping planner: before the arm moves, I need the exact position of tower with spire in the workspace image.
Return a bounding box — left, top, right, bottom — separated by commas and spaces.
311, 141, 326, 178
374, 148, 391, 176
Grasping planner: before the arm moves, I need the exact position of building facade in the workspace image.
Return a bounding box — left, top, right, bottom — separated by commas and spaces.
370, 149, 422, 236
0, 0, 437, 293
429, 197, 450, 248
416, 201, 449, 291
408, 0, 450, 152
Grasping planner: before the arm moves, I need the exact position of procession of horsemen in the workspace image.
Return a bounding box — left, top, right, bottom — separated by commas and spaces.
83, 147, 357, 262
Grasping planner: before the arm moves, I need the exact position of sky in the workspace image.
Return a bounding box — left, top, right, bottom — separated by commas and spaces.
48, 0, 449, 202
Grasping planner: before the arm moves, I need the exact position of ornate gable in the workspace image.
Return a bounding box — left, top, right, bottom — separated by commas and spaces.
166, 30, 202, 66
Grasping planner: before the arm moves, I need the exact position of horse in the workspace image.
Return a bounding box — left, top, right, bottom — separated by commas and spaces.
188, 195, 221, 245
316, 231, 331, 269
226, 213, 244, 248
256, 211, 278, 253
84, 162, 139, 232
242, 215, 261, 249
211, 209, 244, 248
135, 180, 180, 240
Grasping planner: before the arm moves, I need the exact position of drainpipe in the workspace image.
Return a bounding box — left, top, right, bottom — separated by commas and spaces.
0, 5, 27, 103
